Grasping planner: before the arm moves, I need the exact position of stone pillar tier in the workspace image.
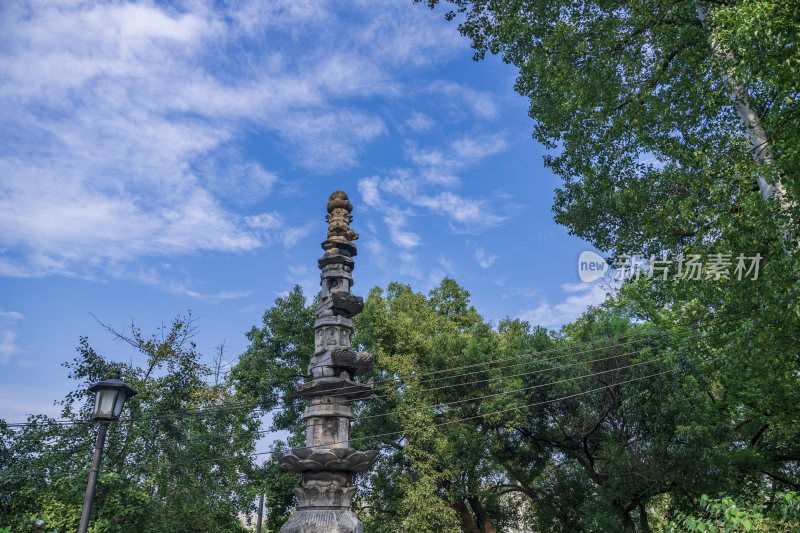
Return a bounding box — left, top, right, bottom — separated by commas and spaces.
275, 191, 376, 533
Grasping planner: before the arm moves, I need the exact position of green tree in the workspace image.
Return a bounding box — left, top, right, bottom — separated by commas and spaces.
670, 492, 800, 532
419, 0, 800, 521
354, 280, 515, 533
1, 314, 260, 532
228, 277, 798, 532
230, 286, 314, 530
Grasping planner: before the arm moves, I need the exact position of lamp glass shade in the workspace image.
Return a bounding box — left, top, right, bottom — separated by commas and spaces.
96, 389, 118, 419
89, 374, 136, 421
112, 391, 128, 417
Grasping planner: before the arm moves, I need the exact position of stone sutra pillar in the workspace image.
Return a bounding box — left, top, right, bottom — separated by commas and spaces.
275, 191, 377, 533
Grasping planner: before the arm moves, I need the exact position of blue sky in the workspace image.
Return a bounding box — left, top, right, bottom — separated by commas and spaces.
0, 0, 608, 423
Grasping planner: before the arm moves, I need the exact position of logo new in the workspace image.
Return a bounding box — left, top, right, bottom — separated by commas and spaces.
578, 250, 608, 283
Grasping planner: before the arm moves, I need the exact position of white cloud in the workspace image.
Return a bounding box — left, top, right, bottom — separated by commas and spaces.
0, 310, 24, 321
405, 132, 508, 179
173, 288, 253, 302
244, 213, 314, 249
475, 248, 499, 268
0, 308, 23, 362
407, 146, 448, 168
384, 208, 421, 249
358, 177, 382, 208
428, 81, 500, 120
451, 133, 508, 162
245, 212, 283, 230
414, 192, 506, 228
0, 0, 466, 281
438, 255, 456, 276
388, 227, 422, 249
274, 110, 386, 172
405, 111, 435, 132
361, 228, 421, 278
0, 331, 20, 362
359, 164, 508, 250
518, 283, 610, 329
281, 221, 316, 249
197, 157, 278, 206
398, 251, 422, 279
359, 179, 422, 249
285, 264, 319, 300
363, 236, 390, 272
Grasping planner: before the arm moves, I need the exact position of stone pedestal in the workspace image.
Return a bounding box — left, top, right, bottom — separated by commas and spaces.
275, 191, 376, 533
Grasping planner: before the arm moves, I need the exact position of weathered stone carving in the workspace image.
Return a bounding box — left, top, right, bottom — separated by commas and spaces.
275, 191, 376, 533
275, 448, 378, 473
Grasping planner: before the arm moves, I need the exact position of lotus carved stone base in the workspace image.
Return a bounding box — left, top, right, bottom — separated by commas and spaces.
274, 447, 378, 473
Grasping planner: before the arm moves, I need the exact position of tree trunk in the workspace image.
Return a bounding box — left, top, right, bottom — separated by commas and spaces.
639, 503, 651, 533
613, 503, 636, 532
695, 2, 790, 210
468, 496, 497, 533
452, 497, 482, 533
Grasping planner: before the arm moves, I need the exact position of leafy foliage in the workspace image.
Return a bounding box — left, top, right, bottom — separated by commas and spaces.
670, 492, 800, 532
1, 314, 260, 532
413, 0, 800, 528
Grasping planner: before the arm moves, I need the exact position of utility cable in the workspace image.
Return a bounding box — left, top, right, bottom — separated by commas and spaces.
1, 305, 756, 429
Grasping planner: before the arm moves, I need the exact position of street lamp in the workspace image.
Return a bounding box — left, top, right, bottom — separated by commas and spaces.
77, 372, 137, 533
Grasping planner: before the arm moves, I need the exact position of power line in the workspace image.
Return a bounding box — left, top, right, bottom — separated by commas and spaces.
0, 362, 682, 481
156, 313, 762, 447
2, 306, 754, 429
0, 328, 698, 479
342, 365, 686, 448
83, 319, 729, 447
366, 301, 763, 388
372, 336, 647, 390
146, 343, 665, 447
358, 352, 673, 422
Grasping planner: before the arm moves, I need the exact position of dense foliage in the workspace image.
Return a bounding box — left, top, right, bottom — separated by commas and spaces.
0, 316, 262, 532
2, 2, 798, 531
411, 0, 800, 528
2, 278, 797, 531
239, 278, 799, 532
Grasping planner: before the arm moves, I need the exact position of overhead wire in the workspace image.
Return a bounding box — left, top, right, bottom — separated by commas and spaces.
1, 304, 754, 431
1, 315, 742, 481
0, 360, 690, 481
129, 342, 665, 447
8, 313, 731, 448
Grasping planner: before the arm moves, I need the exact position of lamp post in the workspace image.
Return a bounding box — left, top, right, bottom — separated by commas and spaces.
77, 372, 137, 533
256, 493, 264, 533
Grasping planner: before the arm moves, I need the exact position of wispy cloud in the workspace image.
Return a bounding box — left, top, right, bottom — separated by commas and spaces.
405, 111, 435, 132
356, 131, 511, 270
414, 191, 506, 228
475, 248, 499, 268
438, 255, 456, 276
274, 110, 386, 172
0, 309, 24, 362
358, 176, 383, 208
171, 288, 253, 302
285, 264, 320, 300
451, 133, 508, 162
0, 383, 65, 421
428, 81, 500, 120
405, 132, 509, 185
0, 310, 24, 321
518, 283, 610, 329
0, 0, 465, 281
281, 221, 317, 249
384, 208, 421, 249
